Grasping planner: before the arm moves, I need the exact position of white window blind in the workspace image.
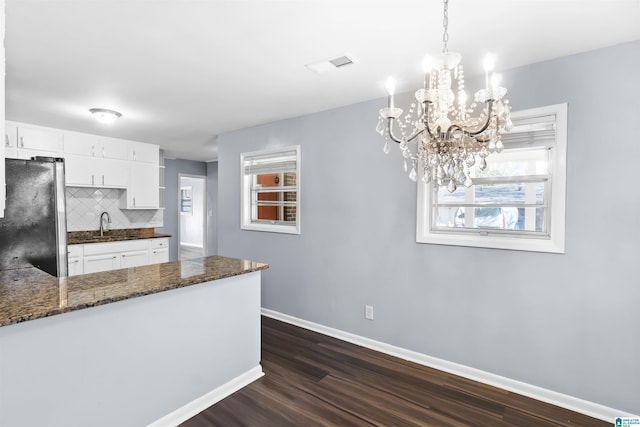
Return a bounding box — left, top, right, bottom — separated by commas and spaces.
417, 103, 567, 253
241, 146, 301, 234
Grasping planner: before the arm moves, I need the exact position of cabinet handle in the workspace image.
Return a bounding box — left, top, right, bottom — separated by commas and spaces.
92, 175, 95, 186
102, 147, 105, 158
92, 145, 95, 157
112, 256, 117, 259
102, 175, 105, 186
153, 250, 157, 254
5, 135, 9, 147
133, 197, 136, 207
122, 254, 126, 258
133, 151, 136, 161
19, 136, 24, 148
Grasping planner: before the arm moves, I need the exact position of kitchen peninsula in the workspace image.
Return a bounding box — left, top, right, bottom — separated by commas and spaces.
0, 256, 268, 427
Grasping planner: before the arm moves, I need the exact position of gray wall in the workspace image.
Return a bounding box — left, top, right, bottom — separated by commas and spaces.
217, 41, 640, 413
206, 161, 218, 255
163, 159, 207, 261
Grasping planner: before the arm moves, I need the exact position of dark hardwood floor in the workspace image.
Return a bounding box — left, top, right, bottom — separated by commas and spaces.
181, 316, 608, 427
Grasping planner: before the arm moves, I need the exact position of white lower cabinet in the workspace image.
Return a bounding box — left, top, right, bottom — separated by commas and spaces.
68, 238, 169, 276
68, 245, 84, 276
149, 238, 169, 263
120, 249, 149, 268
84, 253, 120, 274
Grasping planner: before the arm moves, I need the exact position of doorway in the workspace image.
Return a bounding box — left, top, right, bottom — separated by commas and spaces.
178, 174, 207, 260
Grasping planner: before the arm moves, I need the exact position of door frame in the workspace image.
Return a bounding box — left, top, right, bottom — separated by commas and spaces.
178, 173, 207, 259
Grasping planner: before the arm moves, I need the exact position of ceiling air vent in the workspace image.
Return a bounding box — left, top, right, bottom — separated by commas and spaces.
305, 54, 356, 74
329, 55, 354, 68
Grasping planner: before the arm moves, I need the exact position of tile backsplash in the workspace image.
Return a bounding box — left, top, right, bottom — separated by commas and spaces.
66, 187, 163, 232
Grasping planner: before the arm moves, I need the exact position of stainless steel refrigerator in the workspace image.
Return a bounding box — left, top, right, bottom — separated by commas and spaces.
0, 157, 68, 277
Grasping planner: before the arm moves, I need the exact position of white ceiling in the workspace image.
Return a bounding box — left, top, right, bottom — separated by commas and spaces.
5, 0, 640, 161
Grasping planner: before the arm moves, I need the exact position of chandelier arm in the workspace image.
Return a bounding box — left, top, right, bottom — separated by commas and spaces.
386, 118, 406, 144
462, 100, 495, 137
387, 118, 424, 144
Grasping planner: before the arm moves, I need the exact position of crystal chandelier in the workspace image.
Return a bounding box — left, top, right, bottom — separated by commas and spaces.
376, 0, 512, 192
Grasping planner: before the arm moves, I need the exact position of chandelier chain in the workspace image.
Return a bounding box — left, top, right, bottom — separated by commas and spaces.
442, 0, 449, 52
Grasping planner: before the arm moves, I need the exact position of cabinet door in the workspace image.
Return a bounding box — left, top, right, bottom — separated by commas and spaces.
150, 248, 169, 264
130, 141, 158, 164
99, 137, 129, 160
83, 253, 120, 274
128, 162, 159, 208
64, 132, 99, 156
65, 154, 99, 186
120, 250, 149, 268
17, 127, 62, 153
5, 122, 17, 149
100, 158, 129, 188
68, 257, 83, 276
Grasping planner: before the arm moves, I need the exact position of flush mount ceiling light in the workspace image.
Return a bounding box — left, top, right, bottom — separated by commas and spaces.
376, 0, 512, 192
89, 108, 122, 124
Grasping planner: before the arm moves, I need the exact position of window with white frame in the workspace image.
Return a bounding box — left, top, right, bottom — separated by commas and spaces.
417, 103, 567, 253
241, 146, 300, 234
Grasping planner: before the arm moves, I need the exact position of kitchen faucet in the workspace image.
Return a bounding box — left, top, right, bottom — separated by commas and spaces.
99, 211, 112, 237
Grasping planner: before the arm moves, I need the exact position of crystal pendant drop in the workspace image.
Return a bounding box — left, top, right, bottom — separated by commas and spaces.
464, 176, 473, 187
466, 153, 475, 167
403, 159, 408, 173
375, 118, 385, 135
447, 179, 457, 193
409, 167, 418, 182
478, 157, 487, 171
383, 141, 391, 154
422, 172, 431, 184
495, 139, 504, 153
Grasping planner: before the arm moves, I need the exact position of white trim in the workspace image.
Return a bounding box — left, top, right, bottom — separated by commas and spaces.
178, 173, 208, 258
416, 103, 568, 253
148, 365, 264, 427
179, 243, 203, 249
261, 308, 637, 422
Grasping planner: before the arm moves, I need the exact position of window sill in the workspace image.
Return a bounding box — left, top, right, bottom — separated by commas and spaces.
241, 222, 300, 235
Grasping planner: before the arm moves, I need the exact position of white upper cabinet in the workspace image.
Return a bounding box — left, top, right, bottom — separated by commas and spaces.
4, 121, 17, 158
121, 162, 159, 209
3, 121, 161, 208
64, 132, 130, 188
99, 136, 129, 160
64, 154, 100, 186
15, 126, 63, 159
120, 141, 159, 209
130, 141, 158, 164
64, 131, 99, 156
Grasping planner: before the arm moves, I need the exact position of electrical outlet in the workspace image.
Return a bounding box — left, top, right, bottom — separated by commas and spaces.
365, 305, 374, 320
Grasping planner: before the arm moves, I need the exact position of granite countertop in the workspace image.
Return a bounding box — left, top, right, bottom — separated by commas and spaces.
68, 228, 171, 245
0, 256, 268, 327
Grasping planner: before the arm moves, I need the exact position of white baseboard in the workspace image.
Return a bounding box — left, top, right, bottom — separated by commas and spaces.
148, 365, 264, 427
179, 243, 203, 249
262, 308, 637, 422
